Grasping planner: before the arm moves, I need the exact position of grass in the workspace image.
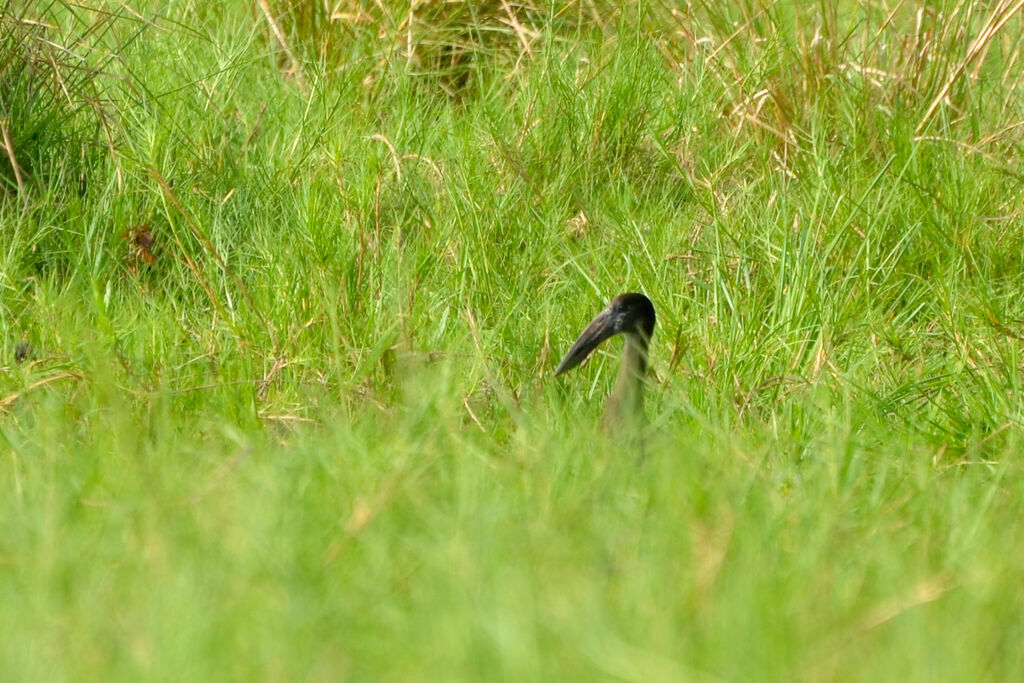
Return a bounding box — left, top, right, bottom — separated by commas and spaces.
3, 0, 1024, 679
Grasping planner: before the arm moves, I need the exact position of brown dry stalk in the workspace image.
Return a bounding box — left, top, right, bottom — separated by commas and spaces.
500, 0, 534, 56
0, 117, 26, 198
916, 0, 1024, 133
256, 0, 308, 93
0, 371, 83, 411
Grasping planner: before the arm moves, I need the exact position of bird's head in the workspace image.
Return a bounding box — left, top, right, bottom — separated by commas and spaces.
554, 292, 656, 375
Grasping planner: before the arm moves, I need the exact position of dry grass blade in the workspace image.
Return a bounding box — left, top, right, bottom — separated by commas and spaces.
0, 115, 25, 198
0, 371, 83, 411
916, 0, 1024, 133
257, 0, 308, 93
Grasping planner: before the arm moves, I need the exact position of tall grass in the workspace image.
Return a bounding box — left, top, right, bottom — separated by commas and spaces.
0, 0, 139, 198
2, 0, 1024, 680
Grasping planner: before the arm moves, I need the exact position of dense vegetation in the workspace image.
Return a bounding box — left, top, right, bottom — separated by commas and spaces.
3, 1, 1024, 679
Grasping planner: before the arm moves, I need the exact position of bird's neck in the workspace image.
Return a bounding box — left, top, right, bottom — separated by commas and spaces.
604, 332, 649, 426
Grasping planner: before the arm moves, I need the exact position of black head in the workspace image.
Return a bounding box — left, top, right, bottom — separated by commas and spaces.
554, 292, 656, 375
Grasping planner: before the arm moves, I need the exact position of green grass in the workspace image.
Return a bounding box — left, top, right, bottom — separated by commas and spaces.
3, 0, 1024, 679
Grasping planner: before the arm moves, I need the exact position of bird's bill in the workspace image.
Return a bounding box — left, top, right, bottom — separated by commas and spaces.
554, 309, 618, 375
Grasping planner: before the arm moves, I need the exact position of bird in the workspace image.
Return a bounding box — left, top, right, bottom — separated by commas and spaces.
554, 292, 656, 428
